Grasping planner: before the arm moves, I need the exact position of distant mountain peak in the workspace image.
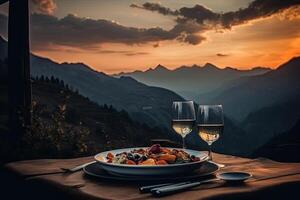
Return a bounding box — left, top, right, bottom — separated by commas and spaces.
145, 67, 153, 72
154, 64, 168, 71
224, 66, 271, 73
203, 63, 219, 70
277, 56, 300, 72
191, 64, 200, 68
61, 61, 90, 69
174, 64, 201, 72
251, 66, 270, 71
224, 66, 238, 71
286, 56, 300, 66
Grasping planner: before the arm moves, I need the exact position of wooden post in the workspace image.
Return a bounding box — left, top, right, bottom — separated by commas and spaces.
8, 0, 31, 138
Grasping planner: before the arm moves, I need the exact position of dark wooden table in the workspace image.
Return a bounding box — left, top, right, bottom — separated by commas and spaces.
2, 153, 300, 200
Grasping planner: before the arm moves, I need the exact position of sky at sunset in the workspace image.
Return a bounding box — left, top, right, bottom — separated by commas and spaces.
0, 0, 299, 73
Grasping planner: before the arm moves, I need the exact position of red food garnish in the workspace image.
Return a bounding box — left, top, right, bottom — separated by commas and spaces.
156, 160, 168, 165
107, 152, 114, 159
148, 144, 161, 154
192, 157, 200, 162
126, 160, 136, 165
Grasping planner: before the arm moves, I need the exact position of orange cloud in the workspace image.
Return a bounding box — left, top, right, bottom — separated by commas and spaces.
31, 0, 56, 15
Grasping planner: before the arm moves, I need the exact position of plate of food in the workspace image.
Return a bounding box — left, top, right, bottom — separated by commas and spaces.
94, 144, 209, 176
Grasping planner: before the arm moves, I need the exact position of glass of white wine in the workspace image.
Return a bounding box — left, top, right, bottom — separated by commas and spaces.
197, 105, 224, 166
171, 101, 196, 149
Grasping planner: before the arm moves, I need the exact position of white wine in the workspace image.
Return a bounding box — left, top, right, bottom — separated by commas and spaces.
197, 124, 223, 145
172, 120, 195, 138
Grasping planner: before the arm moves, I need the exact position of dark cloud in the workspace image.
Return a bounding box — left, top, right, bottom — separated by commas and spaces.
135, 0, 300, 28
0, 11, 205, 49
216, 53, 229, 57
171, 18, 208, 45
218, 0, 300, 28
129, 1, 206, 45
179, 5, 219, 24
132, 0, 300, 42
31, 0, 57, 15
29, 13, 182, 50
29, 11, 211, 49
130, 3, 179, 16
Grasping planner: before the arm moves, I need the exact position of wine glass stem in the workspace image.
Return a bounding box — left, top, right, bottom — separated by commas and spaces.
182, 137, 186, 149
208, 144, 212, 161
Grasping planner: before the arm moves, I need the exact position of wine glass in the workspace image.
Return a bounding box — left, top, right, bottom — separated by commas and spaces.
197, 105, 224, 166
171, 101, 196, 149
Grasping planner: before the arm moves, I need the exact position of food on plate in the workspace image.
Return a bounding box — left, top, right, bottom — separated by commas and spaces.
105, 144, 201, 165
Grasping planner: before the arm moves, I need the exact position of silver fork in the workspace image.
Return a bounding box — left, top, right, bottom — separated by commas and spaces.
61, 161, 96, 173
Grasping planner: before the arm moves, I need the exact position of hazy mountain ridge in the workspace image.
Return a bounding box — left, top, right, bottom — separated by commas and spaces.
210, 56, 300, 121
0, 37, 184, 128
240, 95, 300, 153
32, 79, 174, 150
114, 63, 271, 100
30, 55, 185, 128
253, 119, 300, 162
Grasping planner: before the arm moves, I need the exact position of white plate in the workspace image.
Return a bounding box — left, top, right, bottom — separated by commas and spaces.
94, 147, 209, 176
83, 161, 219, 182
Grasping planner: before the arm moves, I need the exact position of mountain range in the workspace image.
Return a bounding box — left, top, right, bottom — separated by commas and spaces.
114, 63, 271, 101
30, 56, 185, 128
116, 57, 300, 123
210, 57, 300, 121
